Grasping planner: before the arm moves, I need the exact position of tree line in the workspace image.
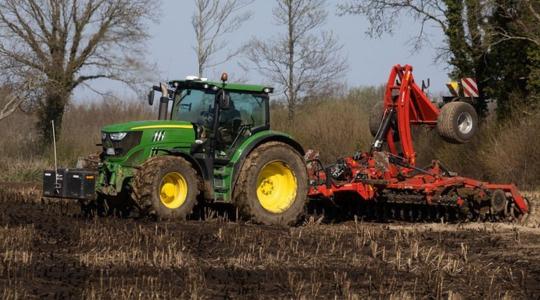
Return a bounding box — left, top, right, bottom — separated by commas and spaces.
0, 0, 539, 147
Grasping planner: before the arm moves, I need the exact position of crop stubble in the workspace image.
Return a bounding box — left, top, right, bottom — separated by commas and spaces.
0, 184, 539, 299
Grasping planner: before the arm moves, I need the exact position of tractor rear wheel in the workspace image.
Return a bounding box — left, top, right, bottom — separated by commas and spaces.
369, 102, 385, 137
234, 142, 308, 226
132, 156, 200, 220
437, 101, 478, 143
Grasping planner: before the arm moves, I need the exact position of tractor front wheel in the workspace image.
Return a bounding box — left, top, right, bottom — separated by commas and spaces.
234, 142, 308, 226
132, 156, 200, 220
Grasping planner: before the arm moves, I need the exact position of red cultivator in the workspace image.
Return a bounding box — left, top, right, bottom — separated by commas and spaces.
307, 65, 531, 222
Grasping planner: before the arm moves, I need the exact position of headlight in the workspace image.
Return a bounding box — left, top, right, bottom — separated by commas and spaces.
101, 132, 107, 140
109, 132, 128, 141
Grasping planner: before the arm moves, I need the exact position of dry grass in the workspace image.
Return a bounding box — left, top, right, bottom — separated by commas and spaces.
414, 113, 540, 189
271, 86, 381, 163
0, 100, 153, 182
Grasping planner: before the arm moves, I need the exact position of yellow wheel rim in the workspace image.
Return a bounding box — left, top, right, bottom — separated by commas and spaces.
159, 172, 188, 209
256, 161, 297, 213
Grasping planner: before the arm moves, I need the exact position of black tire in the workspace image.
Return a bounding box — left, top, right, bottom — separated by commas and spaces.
369, 102, 385, 137
132, 156, 200, 220
437, 102, 478, 144
234, 141, 308, 226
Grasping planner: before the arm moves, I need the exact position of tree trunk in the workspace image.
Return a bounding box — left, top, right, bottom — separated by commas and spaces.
37, 88, 70, 146
287, 102, 296, 123
287, 0, 295, 123
198, 63, 204, 78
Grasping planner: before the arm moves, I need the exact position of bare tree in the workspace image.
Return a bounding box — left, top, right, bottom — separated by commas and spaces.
243, 0, 347, 122
192, 0, 253, 78
0, 0, 159, 142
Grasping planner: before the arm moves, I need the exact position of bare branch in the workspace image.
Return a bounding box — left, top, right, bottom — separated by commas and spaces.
0, 76, 39, 121
338, 0, 447, 38
506, 0, 540, 47
0, 90, 23, 121
244, 0, 348, 121
192, 0, 253, 77
0, 0, 160, 140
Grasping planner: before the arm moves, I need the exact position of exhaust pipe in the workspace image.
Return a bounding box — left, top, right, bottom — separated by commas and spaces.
158, 96, 169, 120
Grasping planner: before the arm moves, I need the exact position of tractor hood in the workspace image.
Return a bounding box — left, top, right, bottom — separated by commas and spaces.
102, 120, 194, 133
100, 120, 196, 163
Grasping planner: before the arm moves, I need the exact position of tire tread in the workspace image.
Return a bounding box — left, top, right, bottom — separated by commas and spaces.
131, 156, 200, 219
234, 141, 307, 225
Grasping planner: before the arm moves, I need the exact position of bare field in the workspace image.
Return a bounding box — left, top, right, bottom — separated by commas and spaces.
0, 185, 539, 299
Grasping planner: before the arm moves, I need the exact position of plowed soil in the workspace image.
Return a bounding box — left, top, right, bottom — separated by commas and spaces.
1, 184, 539, 299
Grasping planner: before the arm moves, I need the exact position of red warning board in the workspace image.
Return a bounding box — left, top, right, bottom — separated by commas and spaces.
461, 78, 479, 97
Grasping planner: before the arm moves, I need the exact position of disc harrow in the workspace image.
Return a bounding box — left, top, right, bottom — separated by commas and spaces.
306, 65, 530, 223
307, 154, 530, 223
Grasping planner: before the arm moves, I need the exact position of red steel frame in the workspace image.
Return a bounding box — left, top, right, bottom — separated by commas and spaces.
307, 65, 529, 215
384, 64, 439, 166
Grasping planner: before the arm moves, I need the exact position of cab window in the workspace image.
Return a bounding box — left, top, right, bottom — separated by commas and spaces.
171, 89, 214, 123
228, 92, 268, 129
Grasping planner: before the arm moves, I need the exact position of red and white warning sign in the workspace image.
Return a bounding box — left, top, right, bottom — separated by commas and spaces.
461, 78, 479, 98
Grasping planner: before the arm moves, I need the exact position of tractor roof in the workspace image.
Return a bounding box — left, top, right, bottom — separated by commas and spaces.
169, 79, 274, 94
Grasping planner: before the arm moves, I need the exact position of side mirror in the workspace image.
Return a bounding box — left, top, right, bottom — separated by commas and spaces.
147, 89, 155, 106
217, 90, 230, 110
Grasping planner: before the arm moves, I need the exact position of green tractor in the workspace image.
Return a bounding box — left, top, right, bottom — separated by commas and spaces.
43, 74, 307, 225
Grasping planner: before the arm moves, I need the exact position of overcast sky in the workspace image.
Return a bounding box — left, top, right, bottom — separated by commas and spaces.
75, 0, 448, 103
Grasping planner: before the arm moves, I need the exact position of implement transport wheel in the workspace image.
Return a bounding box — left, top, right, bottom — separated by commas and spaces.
369, 102, 385, 137
234, 141, 308, 225
437, 101, 478, 143
132, 156, 200, 220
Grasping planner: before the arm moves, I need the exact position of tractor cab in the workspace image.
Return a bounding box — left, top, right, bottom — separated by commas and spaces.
149, 74, 273, 159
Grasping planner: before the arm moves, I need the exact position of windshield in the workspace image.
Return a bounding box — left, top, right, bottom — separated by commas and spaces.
171, 89, 268, 128
171, 89, 215, 124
